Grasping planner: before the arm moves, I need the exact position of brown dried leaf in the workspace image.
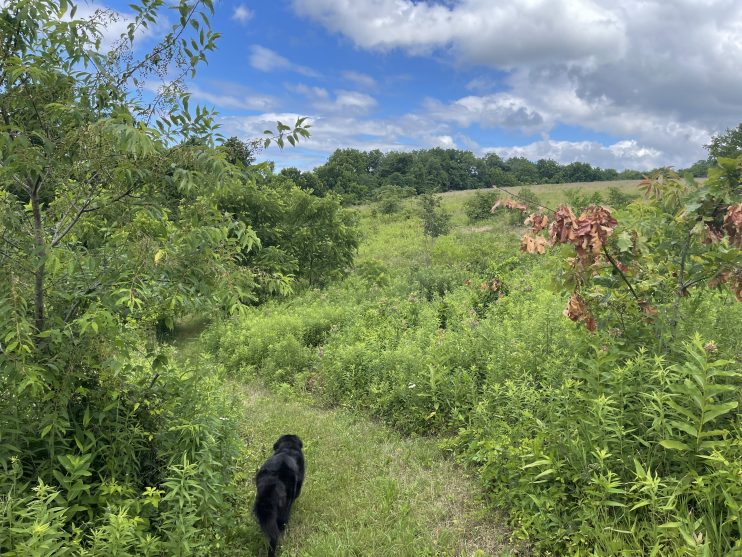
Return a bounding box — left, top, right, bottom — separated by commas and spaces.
520, 233, 548, 254
524, 212, 549, 233
563, 292, 596, 331
703, 224, 725, 244
723, 202, 742, 247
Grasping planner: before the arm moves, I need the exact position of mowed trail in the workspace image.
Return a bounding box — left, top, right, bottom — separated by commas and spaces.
233, 384, 518, 557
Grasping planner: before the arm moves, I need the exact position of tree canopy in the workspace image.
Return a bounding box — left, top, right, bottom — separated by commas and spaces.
294, 147, 654, 205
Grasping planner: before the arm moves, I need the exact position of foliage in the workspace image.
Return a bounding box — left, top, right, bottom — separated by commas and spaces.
683, 158, 712, 178
419, 194, 451, 238
374, 185, 413, 215
209, 176, 742, 555
522, 162, 741, 341
463, 190, 500, 223
514, 186, 542, 209
490, 196, 528, 225
216, 173, 360, 291
564, 187, 605, 212
219, 136, 259, 167
309, 147, 646, 204
607, 185, 639, 208
706, 121, 742, 160
0, 0, 317, 554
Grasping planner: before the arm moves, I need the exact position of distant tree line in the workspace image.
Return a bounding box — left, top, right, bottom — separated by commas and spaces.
276, 147, 711, 205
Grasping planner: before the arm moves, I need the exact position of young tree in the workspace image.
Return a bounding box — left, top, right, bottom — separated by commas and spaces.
419, 193, 451, 238
0, 1, 311, 550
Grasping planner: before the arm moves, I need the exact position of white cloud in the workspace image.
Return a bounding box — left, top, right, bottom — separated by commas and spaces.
249, 45, 321, 77
288, 84, 330, 99
331, 90, 377, 113
424, 93, 546, 133
486, 139, 664, 171
342, 70, 377, 89
218, 108, 457, 170
433, 135, 456, 148
292, 0, 626, 67
188, 82, 276, 111
232, 5, 253, 24
290, 84, 377, 115
291, 0, 742, 168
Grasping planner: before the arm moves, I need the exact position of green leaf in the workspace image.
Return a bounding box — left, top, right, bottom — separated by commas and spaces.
701, 401, 737, 424
617, 231, 632, 252
659, 439, 690, 451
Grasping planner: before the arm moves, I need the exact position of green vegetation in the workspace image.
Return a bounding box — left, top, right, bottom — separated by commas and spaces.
706, 122, 742, 161
226, 381, 513, 556
0, 1, 345, 554
208, 166, 742, 555
1, 1, 741, 556
285, 148, 647, 205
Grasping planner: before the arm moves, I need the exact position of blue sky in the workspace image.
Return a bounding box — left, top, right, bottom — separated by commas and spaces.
100, 0, 742, 171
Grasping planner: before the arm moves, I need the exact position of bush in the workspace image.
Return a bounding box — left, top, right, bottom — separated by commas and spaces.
564, 187, 605, 211
607, 186, 639, 209
0, 330, 243, 555
463, 190, 500, 223
419, 194, 451, 238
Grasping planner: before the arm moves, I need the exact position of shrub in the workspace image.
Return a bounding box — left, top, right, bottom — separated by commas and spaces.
463, 190, 500, 223
607, 186, 639, 209
564, 187, 604, 211
419, 194, 451, 238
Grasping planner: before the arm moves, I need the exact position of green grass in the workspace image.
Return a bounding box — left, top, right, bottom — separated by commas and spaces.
226, 384, 518, 557
437, 179, 643, 216
171, 332, 519, 557
198, 174, 740, 556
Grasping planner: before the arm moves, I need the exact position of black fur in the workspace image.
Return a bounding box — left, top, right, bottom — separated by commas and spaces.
254, 434, 305, 557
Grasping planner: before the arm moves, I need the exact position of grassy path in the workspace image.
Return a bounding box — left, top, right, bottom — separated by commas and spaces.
231, 384, 514, 557
173, 327, 517, 556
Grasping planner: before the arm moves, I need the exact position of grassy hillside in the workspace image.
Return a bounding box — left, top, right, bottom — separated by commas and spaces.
203, 179, 741, 556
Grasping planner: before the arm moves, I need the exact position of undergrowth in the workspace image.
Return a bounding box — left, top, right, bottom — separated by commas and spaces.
206, 190, 742, 556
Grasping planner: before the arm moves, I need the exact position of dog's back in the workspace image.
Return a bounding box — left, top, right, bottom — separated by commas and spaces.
254, 435, 304, 557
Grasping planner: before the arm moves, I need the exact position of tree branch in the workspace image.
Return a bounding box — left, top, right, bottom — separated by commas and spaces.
601, 245, 640, 303
490, 184, 556, 214
51, 182, 99, 247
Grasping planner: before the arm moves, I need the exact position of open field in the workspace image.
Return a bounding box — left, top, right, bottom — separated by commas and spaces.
205, 173, 741, 556
438, 179, 642, 214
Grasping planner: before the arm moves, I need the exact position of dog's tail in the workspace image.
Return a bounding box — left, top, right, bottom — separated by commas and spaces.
254, 481, 286, 557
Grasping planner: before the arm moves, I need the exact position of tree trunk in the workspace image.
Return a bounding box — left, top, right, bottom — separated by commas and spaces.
30, 186, 46, 332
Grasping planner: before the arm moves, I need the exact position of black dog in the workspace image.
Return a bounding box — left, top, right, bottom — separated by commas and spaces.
254, 434, 305, 557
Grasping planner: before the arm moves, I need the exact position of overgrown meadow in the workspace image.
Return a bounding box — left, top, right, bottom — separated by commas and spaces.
1, 2, 740, 556
207, 178, 742, 556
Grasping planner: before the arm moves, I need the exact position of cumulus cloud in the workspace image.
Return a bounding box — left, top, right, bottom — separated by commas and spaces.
249, 45, 321, 77
218, 108, 462, 170
487, 139, 665, 171
232, 5, 254, 24
291, 0, 742, 168
424, 93, 546, 133
291, 0, 626, 66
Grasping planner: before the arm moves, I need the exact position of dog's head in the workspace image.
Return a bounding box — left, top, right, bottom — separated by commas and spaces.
273, 434, 303, 453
